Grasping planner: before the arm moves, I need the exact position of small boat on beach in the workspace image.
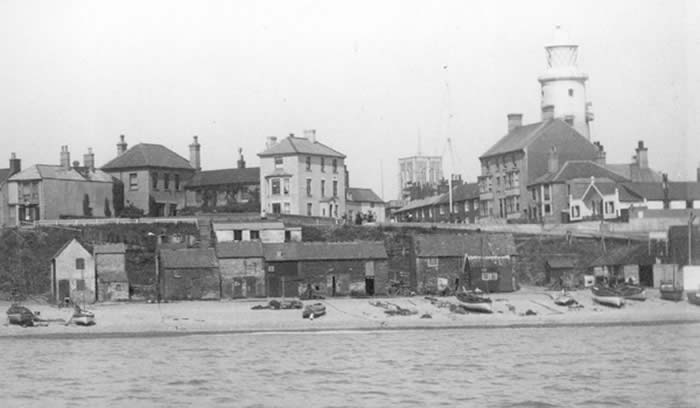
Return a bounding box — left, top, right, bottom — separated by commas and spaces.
456, 292, 493, 313
72, 309, 96, 326
553, 292, 577, 306
616, 284, 647, 301
591, 286, 624, 308
302, 303, 326, 319
688, 291, 700, 306
6, 304, 37, 327
659, 281, 684, 302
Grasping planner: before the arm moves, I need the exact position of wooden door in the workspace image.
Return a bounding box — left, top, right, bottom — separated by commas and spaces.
58, 280, 70, 303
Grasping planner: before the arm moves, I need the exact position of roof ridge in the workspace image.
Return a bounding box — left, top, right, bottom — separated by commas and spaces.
287, 137, 300, 154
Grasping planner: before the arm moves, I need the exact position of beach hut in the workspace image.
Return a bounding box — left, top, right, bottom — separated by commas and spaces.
413, 233, 518, 294
544, 257, 576, 286
159, 248, 220, 300
588, 243, 657, 286
94, 243, 129, 301
216, 241, 266, 298
50, 238, 95, 304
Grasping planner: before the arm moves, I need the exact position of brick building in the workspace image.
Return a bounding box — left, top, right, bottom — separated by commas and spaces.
216, 241, 265, 298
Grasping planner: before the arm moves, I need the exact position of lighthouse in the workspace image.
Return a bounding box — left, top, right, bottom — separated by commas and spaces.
538, 26, 594, 140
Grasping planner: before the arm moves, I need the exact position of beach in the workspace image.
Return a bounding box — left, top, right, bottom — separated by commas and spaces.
3, 286, 700, 339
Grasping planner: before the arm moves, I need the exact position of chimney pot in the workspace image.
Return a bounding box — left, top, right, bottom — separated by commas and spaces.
117, 135, 128, 156
9, 153, 21, 176
265, 136, 278, 150
507, 114, 523, 133
634, 140, 649, 169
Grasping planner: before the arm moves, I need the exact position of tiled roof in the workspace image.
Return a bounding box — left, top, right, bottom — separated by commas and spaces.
186, 167, 259, 188
530, 160, 630, 186
51, 238, 92, 260
216, 241, 264, 258
589, 243, 655, 267
347, 187, 384, 203
394, 195, 444, 213
606, 164, 663, 183
258, 136, 345, 158
438, 183, 480, 204
8, 165, 113, 183
480, 121, 549, 158
94, 243, 127, 254
414, 233, 517, 257
101, 143, 194, 171
160, 248, 218, 269
263, 241, 387, 261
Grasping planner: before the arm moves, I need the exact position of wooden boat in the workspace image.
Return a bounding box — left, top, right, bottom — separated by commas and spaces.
591, 286, 624, 308
659, 281, 684, 301
72, 310, 96, 326
302, 303, 326, 319
616, 284, 647, 301
554, 293, 577, 306
688, 291, 700, 306
456, 292, 493, 313
6, 304, 36, 327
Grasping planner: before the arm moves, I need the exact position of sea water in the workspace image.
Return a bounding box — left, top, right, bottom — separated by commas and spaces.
1, 323, 699, 407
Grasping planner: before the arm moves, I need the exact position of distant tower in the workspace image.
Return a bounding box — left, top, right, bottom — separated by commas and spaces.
538, 25, 594, 139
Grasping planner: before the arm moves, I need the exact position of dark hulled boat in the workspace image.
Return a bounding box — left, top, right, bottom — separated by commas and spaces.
659, 281, 684, 301
6, 304, 36, 327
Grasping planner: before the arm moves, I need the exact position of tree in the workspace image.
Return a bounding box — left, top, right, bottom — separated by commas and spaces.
82, 194, 92, 216
104, 197, 112, 217
112, 178, 125, 216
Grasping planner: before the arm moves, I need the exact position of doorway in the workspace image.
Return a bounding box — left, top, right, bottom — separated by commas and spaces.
365, 277, 375, 296
639, 264, 653, 287
58, 279, 70, 303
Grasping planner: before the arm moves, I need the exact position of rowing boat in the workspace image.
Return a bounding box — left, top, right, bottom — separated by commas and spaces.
591, 286, 624, 308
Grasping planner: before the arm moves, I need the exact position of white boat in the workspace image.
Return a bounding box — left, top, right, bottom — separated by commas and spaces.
72, 309, 96, 326
591, 286, 624, 308
456, 292, 493, 314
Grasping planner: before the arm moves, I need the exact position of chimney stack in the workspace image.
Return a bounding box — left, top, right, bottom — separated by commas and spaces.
547, 146, 559, 173
593, 141, 606, 165
117, 135, 128, 156
344, 165, 349, 190
265, 136, 278, 150
237, 147, 246, 169
542, 105, 555, 121
189, 136, 201, 171
60, 146, 71, 169
635, 140, 648, 169
507, 113, 523, 133
304, 129, 317, 143
9, 153, 21, 176
83, 147, 95, 171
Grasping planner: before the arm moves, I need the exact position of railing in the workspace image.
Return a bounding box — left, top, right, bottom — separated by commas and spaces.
33, 217, 199, 227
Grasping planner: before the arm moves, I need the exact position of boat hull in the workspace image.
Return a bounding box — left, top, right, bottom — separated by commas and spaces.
593, 295, 624, 308
72, 312, 96, 326
688, 291, 700, 306
460, 302, 493, 313
660, 288, 684, 302
554, 296, 576, 306
302, 304, 326, 319
7, 313, 34, 327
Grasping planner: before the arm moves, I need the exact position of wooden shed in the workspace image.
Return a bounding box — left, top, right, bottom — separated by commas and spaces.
159, 248, 220, 300
216, 241, 265, 298
588, 243, 657, 286
94, 243, 129, 301
50, 238, 95, 304
544, 257, 576, 285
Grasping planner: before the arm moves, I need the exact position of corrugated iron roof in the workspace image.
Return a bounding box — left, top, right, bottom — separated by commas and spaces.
258, 136, 345, 158
186, 167, 259, 188
216, 241, 264, 258
414, 233, 517, 257
160, 248, 218, 269
263, 241, 387, 261
101, 143, 194, 171
347, 187, 384, 203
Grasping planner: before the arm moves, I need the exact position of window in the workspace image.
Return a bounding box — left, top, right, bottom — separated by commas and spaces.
233, 230, 242, 241
76, 279, 86, 290
307, 203, 312, 216
272, 203, 281, 214
572, 205, 580, 218
531, 188, 536, 200
321, 180, 326, 197
164, 173, 170, 190
544, 185, 551, 201
427, 257, 438, 267
129, 173, 138, 190
306, 178, 312, 197
605, 201, 615, 214
568, 88, 574, 97
332, 159, 338, 173
544, 203, 551, 215
274, 156, 283, 169
285, 230, 292, 242
283, 178, 290, 195
76, 258, 85, 270
283, 202, 291, 214
481, 272, 498, 281
175, 174, 180, 190
332, 180, 338, 197
321, 158, 325, 172
306, 156, 311, 171
152, 172, 158, 190
250, 230, 260, 240
271, 178, 280, 195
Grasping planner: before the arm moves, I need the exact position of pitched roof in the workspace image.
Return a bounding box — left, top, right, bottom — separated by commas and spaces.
394, 195, 444, 213
605, 164, 662, 182
530, 160, 630, 186
94, 243, 127, 254
545, 257, 576, 269
263, 241, 387, 261
258, 136, 345, 158
589, 244, 655, 267
414, 233, 517, 257
438, 183, 480, 204
621, 182, 700, 201
480, 119, 589, 159
160, 248, 218, 269
51, 238, 92, 260
8, 165, 113, 183
186, 167, 260, 188
215, 241, 264, 258
347, 187, 384, 203
101, 143, 194, 171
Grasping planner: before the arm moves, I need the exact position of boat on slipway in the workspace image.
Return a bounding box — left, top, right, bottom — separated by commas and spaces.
456, 292, 493, 313
659, 281, 684, 302
302, 303, 326, 319
616, 284, 647, 301
591, 286, 624, 308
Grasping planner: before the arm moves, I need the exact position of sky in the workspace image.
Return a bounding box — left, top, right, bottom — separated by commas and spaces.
1, 0, 699, 200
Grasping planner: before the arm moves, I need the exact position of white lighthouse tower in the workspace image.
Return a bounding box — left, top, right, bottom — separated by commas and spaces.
538, 25, 594, 139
